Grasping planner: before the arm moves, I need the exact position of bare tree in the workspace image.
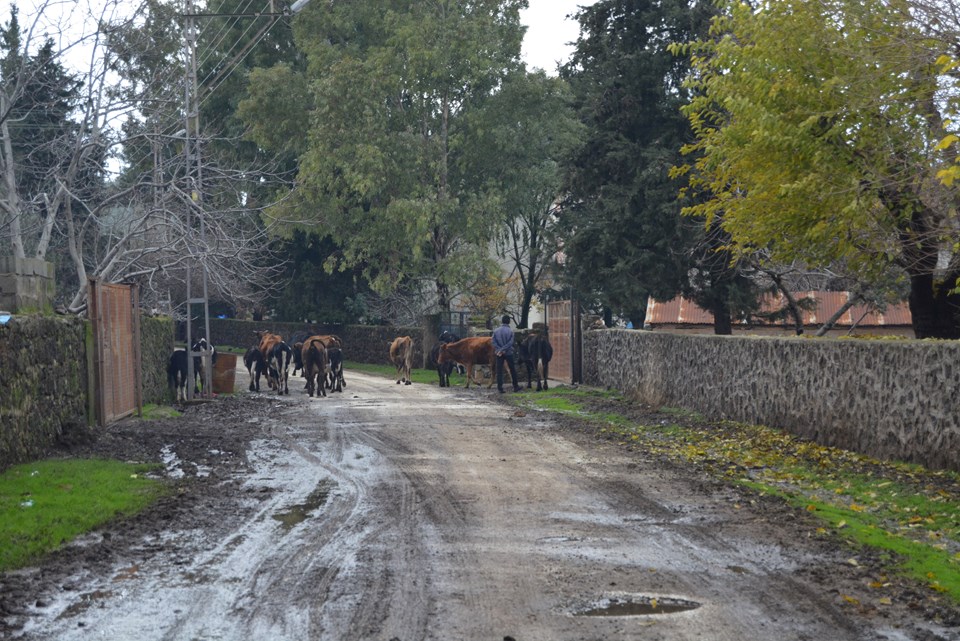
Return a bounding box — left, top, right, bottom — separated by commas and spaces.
1, 0, 287, 314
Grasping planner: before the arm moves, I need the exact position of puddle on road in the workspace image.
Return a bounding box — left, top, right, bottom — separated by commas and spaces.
574, 595, 701, 617
272, 479, 336, 532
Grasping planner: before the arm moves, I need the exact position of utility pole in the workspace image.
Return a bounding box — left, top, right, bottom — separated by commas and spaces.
178, 0, 310, 400
183, 0, 212, 400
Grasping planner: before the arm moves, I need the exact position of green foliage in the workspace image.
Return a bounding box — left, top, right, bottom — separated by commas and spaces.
239, 0, 528, 308
461, 70, 584, 326
269, 231, 376, 324
0, 459, 165, 570
557, 0, 739, 328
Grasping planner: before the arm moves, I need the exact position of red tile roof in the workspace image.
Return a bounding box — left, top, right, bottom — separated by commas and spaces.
646, 292, 912, 327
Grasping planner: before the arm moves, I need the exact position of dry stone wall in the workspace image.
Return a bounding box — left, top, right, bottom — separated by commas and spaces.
0, 316, 88, 469
141, 316, 175, 405
0, 314, 175, 470
583, 329, 960, 472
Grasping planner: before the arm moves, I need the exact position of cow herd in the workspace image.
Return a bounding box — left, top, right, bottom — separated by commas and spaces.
168, 328, 552, 403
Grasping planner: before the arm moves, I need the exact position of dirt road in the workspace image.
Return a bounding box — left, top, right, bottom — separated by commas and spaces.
3, 372, 957, 640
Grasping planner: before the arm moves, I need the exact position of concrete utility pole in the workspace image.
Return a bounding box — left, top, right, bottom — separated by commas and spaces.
179, 0, 311, 399
183, 0, 212, 400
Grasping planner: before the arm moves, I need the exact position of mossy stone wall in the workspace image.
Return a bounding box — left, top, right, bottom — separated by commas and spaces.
0, 314, 174, 470
0, 316, 87, 469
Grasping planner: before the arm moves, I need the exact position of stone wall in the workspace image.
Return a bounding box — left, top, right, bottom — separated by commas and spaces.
0, 315, 88, 469
584, 329, 960, 472
0, 314, 175, 470
180, 319, 429, 367
141, 316, 175, 405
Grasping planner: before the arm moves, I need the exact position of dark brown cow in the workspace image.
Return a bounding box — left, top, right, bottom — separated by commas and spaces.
389, 336, 414, 385
517, 333, 553, 391
301, 336, 329, 398
437, 336, 495, 389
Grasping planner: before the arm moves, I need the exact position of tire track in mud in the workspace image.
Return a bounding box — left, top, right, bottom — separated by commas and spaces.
11, 374, 956, 641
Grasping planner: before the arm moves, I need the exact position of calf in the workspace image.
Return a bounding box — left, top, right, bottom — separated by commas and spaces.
301, 337, 329, 398
428, 331, 459, 387
517, 333, 553, 391
326, 347, 345, 393
389, 336, 414, 385
437, 336, 495, 389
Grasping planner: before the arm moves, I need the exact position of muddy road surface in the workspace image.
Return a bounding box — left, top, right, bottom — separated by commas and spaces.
2, 372, 957, 640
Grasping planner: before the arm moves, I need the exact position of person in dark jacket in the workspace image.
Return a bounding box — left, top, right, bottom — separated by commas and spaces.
492, 315, 522, 393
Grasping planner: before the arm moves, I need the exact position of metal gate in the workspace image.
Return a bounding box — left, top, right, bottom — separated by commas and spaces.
545, 300, 582, 384
88, 280, 142, 426
439, 311, 469, 339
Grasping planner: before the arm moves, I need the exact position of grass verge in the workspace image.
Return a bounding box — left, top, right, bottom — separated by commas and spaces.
345, 361, 473, 387
0, 459, 166, 571
512, 386, 960, 604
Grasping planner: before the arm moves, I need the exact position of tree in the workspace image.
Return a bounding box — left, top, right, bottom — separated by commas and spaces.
0, 1, 288, 314
676, 0, 960, 338
239, 0, 528, 312
462, 70, 584, 328
0, 5, 86, 261
557, 0, 726, 330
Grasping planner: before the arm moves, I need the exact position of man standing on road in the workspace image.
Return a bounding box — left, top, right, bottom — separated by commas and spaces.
493, 315, 522, 394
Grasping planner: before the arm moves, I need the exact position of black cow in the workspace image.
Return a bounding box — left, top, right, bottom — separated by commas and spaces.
243, 346, 268, 392
268, 341, 295, 395
167, 338, 217, 401
326, 347, 345, 393
428, 331, 460, 387
517, 333, 552, 391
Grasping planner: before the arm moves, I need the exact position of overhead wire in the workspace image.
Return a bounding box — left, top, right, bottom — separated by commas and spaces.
107, 1, 284, 182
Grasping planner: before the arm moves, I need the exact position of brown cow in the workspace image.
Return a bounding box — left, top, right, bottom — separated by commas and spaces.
389, 336, 414, 385
301, 336, 329, 398
437, 336, 495, 389
255, 331, 283, 392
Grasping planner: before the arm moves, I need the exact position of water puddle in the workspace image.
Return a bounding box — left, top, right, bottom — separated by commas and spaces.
272, 480, 336, 532
574, 595, 701, 617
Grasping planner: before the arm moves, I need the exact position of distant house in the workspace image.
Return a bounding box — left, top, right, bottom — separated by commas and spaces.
644, 292, 914, 337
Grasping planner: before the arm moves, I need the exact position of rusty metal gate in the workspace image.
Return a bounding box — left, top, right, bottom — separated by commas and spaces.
88, 280, 142, 426
545, 300, 582, 384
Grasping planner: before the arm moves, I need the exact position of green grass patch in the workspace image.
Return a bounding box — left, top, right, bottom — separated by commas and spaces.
141, 403, 181, 420
511, 387, 960, 603
345, 361, 470, 387
0, 459, 166, 571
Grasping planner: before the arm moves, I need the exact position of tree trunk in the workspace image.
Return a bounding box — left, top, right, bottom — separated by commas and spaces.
907, 272, 960, 339
712, 299, 733, 335
436, 279, 450, 313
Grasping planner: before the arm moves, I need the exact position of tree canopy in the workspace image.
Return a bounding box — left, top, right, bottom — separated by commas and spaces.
675, 0, 960, 338
558, 0, 727, 329
239, 0, 529, 312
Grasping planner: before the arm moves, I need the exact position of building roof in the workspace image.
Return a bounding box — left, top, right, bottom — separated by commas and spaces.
646, 292, 912, 328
